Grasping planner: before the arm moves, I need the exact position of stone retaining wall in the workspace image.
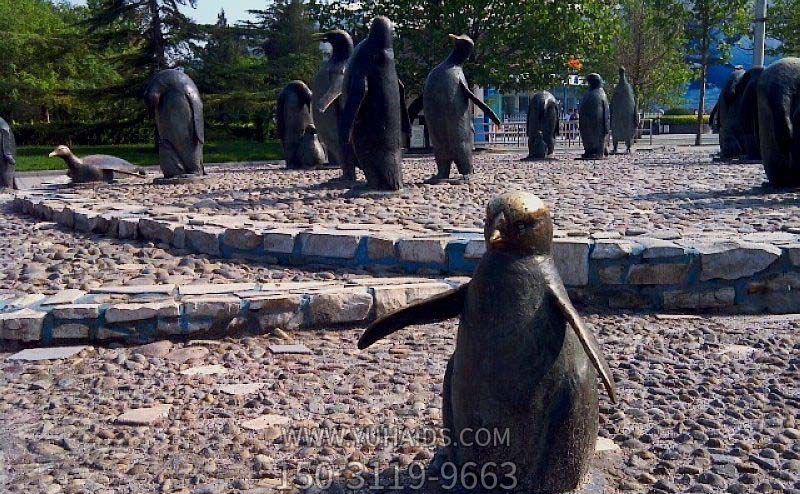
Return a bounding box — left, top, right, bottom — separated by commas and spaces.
0, 278, 464, 344
11, 190, 800, 314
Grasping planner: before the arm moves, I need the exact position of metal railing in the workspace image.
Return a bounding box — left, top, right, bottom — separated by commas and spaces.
485, 114, 656, 149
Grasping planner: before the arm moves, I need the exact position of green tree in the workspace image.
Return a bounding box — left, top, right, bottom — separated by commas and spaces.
599, 0, 691, 110
239, 0, 321, 86
0, 0, 119, 122
85, 0, 200, 102
771, 0, 800, 56
683, 0, 751, 145
312, 0, 620, 94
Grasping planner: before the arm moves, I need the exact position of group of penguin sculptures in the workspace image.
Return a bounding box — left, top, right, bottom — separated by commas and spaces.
524, 68, 638, 161
284, 17, 507, 190
711, 57, 800, 188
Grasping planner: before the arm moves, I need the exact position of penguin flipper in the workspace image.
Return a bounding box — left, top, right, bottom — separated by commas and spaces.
459, 80, 502, 126
407, 96, 424, 123
186, 92, 205, 144
340, 76, 367, 145
357, 284, 468, 350
317, 72, 344, 113
539, 258, 618, 403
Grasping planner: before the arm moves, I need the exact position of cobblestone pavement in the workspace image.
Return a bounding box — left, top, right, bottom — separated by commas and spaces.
0, 206, 377, 297
0, 312, 797, 494
51, 147, 800, 238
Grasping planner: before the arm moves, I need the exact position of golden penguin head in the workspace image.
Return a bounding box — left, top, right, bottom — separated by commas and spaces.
485, 191, 553, 255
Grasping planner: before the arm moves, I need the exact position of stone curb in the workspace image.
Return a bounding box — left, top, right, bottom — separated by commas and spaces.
10, 190, 800, 314
0, 278, 466, 344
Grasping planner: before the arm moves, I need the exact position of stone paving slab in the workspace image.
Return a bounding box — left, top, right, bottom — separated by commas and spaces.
7, 345, 87, 361
0, 278, 463, 344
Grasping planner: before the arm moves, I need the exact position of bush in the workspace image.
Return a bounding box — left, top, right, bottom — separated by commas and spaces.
13, 119, 275, 146
14, 120, 152, 146
664, 108, 696, 116
660, 115, 710, 125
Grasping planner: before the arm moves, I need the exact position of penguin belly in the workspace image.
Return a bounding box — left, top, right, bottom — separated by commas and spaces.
158, 89, 199, 177
425, 67, 473, 176
447, 252, 598, 493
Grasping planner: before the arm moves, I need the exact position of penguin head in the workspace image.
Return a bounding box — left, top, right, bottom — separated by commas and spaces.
48, 145, 72, 159
485, 192, 553, 255
368, 16, 394, 49
587, 73, 603, 90
447, 34, 474, 64
315, 29, 354, 60
618, 67, 627, 81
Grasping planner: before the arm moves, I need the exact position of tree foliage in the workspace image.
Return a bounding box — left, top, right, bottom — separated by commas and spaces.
0, 0, 119, 121
239, 0, 321, 86
598, 0, 691, 110
85, 0, 200, 101
312, 0, 620, 93
771, 0, 800, 56
682, 0, 751, 144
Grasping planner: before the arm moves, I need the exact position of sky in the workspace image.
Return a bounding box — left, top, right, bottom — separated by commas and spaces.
66, 0, 266, 25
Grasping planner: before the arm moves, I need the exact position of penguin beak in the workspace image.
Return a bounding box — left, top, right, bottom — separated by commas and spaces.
48, 151, 57, 158
488, 211, 507, 248
448, 34, 458, 41
312, 33, 328, 42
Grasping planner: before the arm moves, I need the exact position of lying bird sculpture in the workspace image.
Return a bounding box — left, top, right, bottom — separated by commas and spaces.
359, 191, 618, 493
49, 145, 147, 184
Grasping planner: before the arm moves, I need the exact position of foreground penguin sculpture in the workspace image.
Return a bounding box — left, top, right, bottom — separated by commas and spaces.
359, 191, 618, 493
49, 145, 146, 184
717, 68, 746, 159
312, 29, 357, 180
418, 34, 501, 181
525, 91, 560, 159
610, 67, 638, 154
0, 117, 16, 189
144, 69, 205, 179
579, 74, 610, 159
334, 16, 410, 191
757, 58, 800, 187
277, 81, 326, 169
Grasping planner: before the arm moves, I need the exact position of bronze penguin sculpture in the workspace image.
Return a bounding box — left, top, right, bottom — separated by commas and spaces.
525, 91, 560, 160
579, 74, 610, 159
758, 57, 800, 187
718, 67, 746, 160
359, 191, 617, 493
0, 117, 16, 190
610, 67, 638, 154
311, 29, 358, 180
736, 67, 764, 160
144, 69, 205, 178
333, 16, 411, 191
418, 34, 501, 181
277, 80, 326, 170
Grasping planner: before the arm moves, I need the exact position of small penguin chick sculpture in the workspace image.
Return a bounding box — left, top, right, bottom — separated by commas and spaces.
359, 191, 617, 493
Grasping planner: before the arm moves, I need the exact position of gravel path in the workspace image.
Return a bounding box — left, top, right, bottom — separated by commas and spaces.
0, 312, 797, 494
0, 205, 379, 297
51, 147, 800, 238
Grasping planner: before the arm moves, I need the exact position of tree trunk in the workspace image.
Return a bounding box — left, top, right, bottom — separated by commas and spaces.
695, 29, 709, 146
40, 105, 50, 123
149, 0, 166, 73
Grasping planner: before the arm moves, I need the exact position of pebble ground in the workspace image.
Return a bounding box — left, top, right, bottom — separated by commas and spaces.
0, 313, 797, 494
54, 147, 800, 238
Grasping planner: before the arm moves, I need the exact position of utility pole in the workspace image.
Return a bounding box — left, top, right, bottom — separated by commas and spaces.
753, 0, 767, 67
